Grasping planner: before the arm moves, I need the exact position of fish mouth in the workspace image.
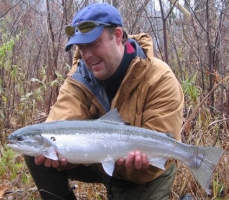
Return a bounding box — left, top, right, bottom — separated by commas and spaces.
7, 139, 21, 148
7, 143, 18, 150
8, 138, 14, 143
7, 140, 15, 145
7, 136, 18, 144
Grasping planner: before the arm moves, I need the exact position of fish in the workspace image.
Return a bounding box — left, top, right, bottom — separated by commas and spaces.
8, 109, 224, 194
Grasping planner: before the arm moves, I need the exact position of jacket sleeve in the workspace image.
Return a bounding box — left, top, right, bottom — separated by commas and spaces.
114, 59, 184, 184
143, 61, 184, 141
136, 61, 184, 182
46, 77, 100, 122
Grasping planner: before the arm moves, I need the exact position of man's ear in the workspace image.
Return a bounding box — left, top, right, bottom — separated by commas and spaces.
114, 27, 124, 44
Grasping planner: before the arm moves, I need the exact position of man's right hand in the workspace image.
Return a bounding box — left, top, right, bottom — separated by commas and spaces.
35, 155, 68, 168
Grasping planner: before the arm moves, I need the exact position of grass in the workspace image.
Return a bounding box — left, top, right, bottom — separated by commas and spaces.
0, 145, 40, 200
0, 95, 228, 199
0, 147, 24, 181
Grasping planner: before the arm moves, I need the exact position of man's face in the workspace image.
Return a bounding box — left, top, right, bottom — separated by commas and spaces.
78, 28, 124, 80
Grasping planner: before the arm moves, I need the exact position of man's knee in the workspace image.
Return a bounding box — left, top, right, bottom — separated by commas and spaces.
107, 164, 176, 200
24, 156, 75, 200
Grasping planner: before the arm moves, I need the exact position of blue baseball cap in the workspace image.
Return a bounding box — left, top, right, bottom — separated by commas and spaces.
65, 3, 123, 51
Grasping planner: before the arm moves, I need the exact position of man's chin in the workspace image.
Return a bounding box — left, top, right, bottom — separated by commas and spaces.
93, 73, 105, 80
92, 67, 106, 80
93, 70, 110, 80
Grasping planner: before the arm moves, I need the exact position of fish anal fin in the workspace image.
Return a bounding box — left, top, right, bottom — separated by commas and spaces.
102, 160, 115, 176
150, 157, 167, 170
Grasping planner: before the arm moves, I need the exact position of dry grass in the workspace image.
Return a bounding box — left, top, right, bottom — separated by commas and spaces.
1, 103, 229, 200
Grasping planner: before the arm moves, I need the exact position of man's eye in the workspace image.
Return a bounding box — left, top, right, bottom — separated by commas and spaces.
91, 41, 99, 47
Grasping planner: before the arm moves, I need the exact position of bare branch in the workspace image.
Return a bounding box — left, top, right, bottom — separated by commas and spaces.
143, 7, 163, 58
46, 0, 55, 46
159, 0, 168, 63
167, 0, 191, 19
165, 0, 178, 20
0, 1, 21, 18
181, 75, 229, 135
129, 0, 150, 34
19, 0, 43, 16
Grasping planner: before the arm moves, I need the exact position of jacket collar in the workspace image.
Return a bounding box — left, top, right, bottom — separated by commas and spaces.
71, 33, 153, 112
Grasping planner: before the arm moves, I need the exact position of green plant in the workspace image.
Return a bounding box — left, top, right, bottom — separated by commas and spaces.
212, 174, 224, 199
0, 35, 16, 128
182, 72, 201, 104
0, 146, 24, 180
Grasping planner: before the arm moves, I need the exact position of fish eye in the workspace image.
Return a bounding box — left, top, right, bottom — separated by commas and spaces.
16, 136, 23, 141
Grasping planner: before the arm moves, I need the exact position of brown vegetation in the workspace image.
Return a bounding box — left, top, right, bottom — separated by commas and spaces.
0, 0, 228, 199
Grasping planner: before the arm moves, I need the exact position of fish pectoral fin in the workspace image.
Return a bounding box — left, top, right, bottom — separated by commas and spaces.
43, 146, 58, 161
149, 157, 167, 170
102, 160, 115, 176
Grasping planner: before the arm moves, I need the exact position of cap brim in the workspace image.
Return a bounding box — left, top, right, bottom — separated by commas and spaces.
65, 25, 104, 51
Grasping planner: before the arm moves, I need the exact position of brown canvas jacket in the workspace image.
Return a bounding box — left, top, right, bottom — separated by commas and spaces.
46, 33, 184, 184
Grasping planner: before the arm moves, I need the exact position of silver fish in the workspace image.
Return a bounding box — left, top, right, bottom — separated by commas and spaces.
8, 109, 224, 194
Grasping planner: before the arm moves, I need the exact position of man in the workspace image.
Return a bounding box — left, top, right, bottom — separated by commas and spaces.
25, 3, 184, 200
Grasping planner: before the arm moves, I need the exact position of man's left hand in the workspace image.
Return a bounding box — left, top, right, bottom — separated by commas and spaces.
116, 150, 149, 172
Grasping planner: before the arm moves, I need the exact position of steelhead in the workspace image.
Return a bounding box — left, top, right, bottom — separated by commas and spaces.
8, 109, 224, 194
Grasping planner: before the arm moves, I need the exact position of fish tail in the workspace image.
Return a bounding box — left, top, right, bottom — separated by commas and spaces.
189, 146, 224, 194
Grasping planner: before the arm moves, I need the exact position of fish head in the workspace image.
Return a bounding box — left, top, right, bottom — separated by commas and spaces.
7, 124, 51, 157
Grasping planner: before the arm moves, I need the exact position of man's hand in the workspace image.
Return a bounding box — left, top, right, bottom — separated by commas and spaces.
35, 150, 149, 172
116, 150, 149, 172
35, 155, 68, 168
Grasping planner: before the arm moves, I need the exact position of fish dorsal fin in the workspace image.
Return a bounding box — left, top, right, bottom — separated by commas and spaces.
99, 109, 125, 124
